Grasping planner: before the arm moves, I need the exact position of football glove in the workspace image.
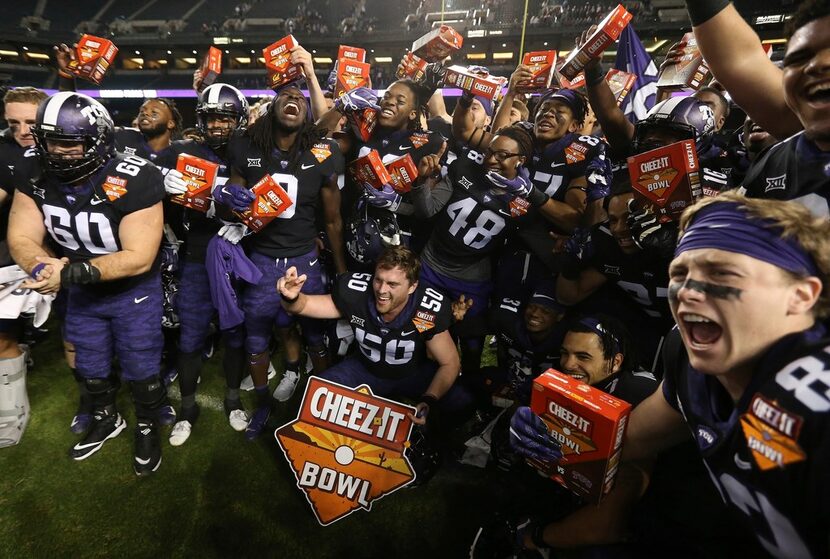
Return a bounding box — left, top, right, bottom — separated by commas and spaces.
363, 183, 402, 212
626, 199, 679, 260
334, 87, 380, 114
162, 169, 188, 196
213, 183, 255, 212
585, 144, 613, 202
61, 261, 101, 285
557, 227, 594, 280
485, 167, 549, 208
218, 223, 249, 245
509, 406, 562, 463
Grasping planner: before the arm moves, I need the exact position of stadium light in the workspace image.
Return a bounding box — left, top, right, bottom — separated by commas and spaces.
493, 52, 513, 60
0, 49, 19, 56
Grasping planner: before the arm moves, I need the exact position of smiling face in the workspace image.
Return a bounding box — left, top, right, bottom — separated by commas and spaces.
559, 331, 621, 385
137, 100, 175, 138
484, 134, 525, 179
668, 248, 813, 379
377, 82, 418, 130
273, 87, 308, 131
607, 193, 638, 254
205, 114, 236, 144
372, 265, 417, 319
783, 14, 830, 150
742, 116, 776, 157
534, 98, 578, 143
523, 303, 560, 335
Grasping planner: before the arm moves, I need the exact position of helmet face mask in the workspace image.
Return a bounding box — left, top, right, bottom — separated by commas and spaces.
33, 92, 114, 184
633, 97, 716, 156
346, 201, 402, 264
196, 84, 249, 148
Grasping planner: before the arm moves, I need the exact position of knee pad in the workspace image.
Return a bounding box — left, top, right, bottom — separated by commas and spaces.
129, 375, 169, 417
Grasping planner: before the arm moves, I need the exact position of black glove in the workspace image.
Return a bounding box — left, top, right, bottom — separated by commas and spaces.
626, 199, 679, 260
61, 261, 102, 285
557, 227, 594, 280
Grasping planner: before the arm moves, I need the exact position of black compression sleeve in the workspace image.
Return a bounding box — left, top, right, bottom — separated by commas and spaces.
685, 0, 730, 27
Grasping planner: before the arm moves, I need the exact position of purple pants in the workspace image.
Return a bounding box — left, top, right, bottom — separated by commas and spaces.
64, 273, 163, 381
419, 261, 493, 319
242, 250, 326, 354
178, 260, 244, 353
320, 356, 473, 414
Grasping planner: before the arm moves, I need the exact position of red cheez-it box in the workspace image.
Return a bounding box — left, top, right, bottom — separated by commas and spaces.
657, 32, 711, 91
411, 25, 464, 62
68, 35, 118, 85
199, 47, 222, 90
386, 154, 418, 193
233, 174, 294, 231
263, 35, 303, 89
530, 370, 632, 504
336, 59, 371, 97
605, 69, 637, 106
517, 50, 558, 92
396, 52, 428, 82
348, 150, 392, 189
443, 66, 505, 101
628, 139, 703, 221
347, 108, 378, 143
172, 154, 219, 212
559, 4, 632, 80
338, 45, 366, 63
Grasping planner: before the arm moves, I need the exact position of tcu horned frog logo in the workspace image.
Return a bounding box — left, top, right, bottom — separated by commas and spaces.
275, 377, 417, 525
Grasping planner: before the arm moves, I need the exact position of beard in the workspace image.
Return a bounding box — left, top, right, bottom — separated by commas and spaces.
140, 120, 170, 139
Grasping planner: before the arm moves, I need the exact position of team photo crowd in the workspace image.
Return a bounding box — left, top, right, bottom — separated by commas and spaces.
1, 0, 829, 556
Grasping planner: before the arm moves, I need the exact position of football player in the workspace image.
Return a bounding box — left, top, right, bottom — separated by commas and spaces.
319, 79, 445, 255
224, 82, 346, 439
158, 83, 251, 445
7, 92, 170, 476
737, 0, 830, 218
454, 82, 612, 297
278, 245, 470, 423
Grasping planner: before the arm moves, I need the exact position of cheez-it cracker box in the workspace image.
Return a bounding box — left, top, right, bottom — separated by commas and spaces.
657, 32, 711, 91
443, 66, 505, 102
347, 108, 378, 143
68, 35, 118, 85
199, 47, 222, 90
396, 52, 428, 83
517, 50, 558, 92
411, 25, 463, 62
335, 59, 371, 98
627, 139, 702, 221
234, 174, 294, 232
605, 69, 637, 106
386, 154, 418, 193
172, 154, 219, 212
559, 4, 633, 80
349, 150, 392, 189
530, 370, 632, 504
338, 45, 366, 63
263, 35, 304, 89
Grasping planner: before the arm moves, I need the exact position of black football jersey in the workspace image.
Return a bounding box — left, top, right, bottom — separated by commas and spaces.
166, 139, 231, 262
588, 223, 672, 327
114, 128, 177, 170
227, 132, 344, 258
741, 131, 830, 218
424, 155, 513, 275
662, 325, 830, 559
331, 271, 452, 380
491, 296, 564, 382
594, 368, 658, 407
0, 139, 37, 250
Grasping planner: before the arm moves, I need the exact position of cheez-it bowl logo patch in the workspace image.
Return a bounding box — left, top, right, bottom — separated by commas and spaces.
565, 142, 588, 165
275, 377, 417, 525
412, 310, 435, 333
312, 143, 332, 163
409, 133, 429, 149
740, 394, 806, 471
103, 175, 128, 201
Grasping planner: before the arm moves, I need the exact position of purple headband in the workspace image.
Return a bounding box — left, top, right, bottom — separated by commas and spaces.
473, 96, 494, 117
577, 317, 620, 354
675, 202, 819, 276
537, 88, 586, 121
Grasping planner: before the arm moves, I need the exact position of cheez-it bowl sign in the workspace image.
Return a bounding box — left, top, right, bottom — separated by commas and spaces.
275, 377, 417, 525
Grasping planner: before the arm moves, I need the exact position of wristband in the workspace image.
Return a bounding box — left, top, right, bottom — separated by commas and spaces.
280, 291, 300, 304
31, 263, 47, 279
584, 62, 605, 87
526, 187, 549, 208
685, 0, 730, 27
457, 93, 473, 109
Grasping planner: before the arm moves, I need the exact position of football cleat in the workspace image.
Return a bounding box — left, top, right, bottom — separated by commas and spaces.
272, 369, 300, 402
228, 409, 248, 432
69, 413, 92, 435
244, 406, 271, 441
157, 404, 177, 426
134, 421, 162, 477
169, 420, 193, 447
162, 367, 178, 387
69, 408, 125, 461
240, 362, 277, 391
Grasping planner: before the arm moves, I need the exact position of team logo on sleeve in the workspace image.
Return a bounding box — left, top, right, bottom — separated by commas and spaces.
312, 143, 332, 163
123, 147, 137, 156
565, 142, 588, 165
764, 174, 787, 193
509, 196, 530, 217
103, 175, 128, 201
275, 377, 416, 525
412, 310, 435, 333
408, 133, 430, 149
739, 394, 806, 471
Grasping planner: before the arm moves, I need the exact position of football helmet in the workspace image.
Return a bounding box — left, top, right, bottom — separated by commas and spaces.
196, 83, 249, 147
634, 96, 716, 155
406, 424, 442, 488
346, 199, 401, 265
32, 92, 115, 183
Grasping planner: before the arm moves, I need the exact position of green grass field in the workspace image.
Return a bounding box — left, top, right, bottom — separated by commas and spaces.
0, 327, 499, 559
